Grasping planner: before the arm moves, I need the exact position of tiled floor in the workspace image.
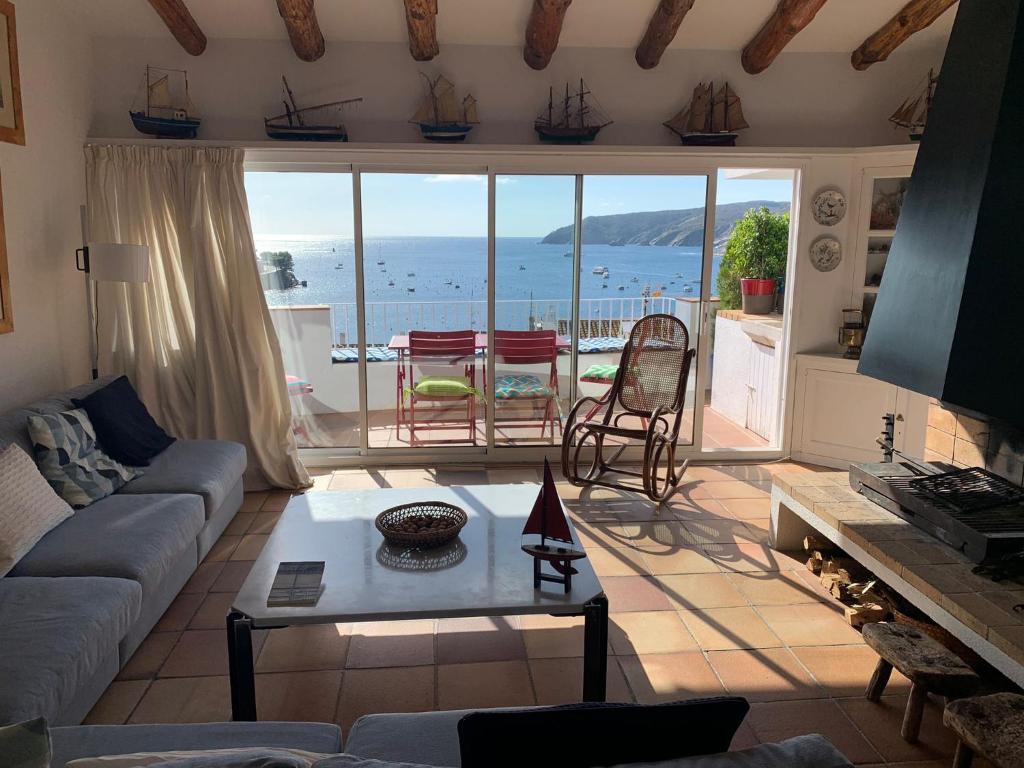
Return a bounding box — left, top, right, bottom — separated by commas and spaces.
85, 462, 963, 766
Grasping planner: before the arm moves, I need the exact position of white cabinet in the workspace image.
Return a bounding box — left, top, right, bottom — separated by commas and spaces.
790, 354, 926, 468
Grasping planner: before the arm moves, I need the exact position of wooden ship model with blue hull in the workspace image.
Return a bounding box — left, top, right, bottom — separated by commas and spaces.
265, 77, 363, 142
534, 80, 612, 144
130, 66, 201, 139
521, 459, 587, 593
664, 81, 748, 147
410, 74, 478, 142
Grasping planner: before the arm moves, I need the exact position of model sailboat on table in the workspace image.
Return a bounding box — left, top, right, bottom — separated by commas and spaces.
410, 74, 479, 142
664, 81, 748, 147
534, 80, 612, 144
265, 77, 363, 142
889, 69, 937, 142
521, 459, 587, 593
130, 66, 201, 139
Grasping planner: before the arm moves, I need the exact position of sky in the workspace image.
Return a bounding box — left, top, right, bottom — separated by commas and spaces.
245, 171, 795, 239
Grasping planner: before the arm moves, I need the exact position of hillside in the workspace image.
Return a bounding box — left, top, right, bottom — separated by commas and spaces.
540, 200, 790, 248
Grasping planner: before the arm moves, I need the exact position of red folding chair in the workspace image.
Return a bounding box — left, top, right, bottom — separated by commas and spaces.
404, 329, 479, 446
493, 330, 562, 441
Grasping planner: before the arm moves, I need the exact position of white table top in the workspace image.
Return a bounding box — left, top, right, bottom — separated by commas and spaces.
233, 486, 604, 627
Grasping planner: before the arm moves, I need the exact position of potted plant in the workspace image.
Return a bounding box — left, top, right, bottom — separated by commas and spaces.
715, 206, 789, 315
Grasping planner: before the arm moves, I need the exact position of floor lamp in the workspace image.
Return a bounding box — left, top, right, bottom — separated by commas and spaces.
75, 241, 151, 379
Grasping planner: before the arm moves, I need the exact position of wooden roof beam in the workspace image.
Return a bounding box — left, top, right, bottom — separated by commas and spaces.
276, 0, 325, 62
403, 0, 439, 61
636, 0, 697, 69
742, 0, 828, 74
524, 0, 573, 71
852, 0, 957, 70
146, 0, 206, 56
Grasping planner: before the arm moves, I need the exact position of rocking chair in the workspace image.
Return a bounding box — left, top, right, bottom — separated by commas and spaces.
561, 313, 695, 503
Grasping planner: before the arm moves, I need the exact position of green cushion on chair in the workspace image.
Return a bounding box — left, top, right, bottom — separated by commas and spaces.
411, 375, 476, 397
580, 364, 618, 382
495, 374, 553, 399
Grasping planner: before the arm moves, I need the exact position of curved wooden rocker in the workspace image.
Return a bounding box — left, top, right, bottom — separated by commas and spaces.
561, 313, 695, 503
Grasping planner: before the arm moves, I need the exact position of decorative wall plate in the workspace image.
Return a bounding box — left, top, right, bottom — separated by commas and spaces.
809, 236, 842, 272
811, 189, 847, 226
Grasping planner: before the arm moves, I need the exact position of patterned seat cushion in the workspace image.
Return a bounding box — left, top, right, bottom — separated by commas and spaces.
495, 375, 553, 399
26, 410, 142, 508
580, 364, 619, 382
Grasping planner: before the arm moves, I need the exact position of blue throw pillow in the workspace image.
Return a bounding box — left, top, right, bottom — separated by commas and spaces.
73, 375, 175, 466
26, 409, 142, 508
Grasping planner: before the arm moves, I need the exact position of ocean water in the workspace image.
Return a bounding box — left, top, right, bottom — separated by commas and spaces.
255, 236, 720, 345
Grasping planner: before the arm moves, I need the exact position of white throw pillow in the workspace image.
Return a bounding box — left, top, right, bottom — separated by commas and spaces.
0, 443, 74, 577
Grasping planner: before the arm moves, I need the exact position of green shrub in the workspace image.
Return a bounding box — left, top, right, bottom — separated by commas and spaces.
715, 207, 790, 310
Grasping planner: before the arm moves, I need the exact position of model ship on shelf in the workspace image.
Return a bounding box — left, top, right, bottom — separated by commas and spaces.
521, 459, 586, 593
534, 80, 612, 144
889, 69, 937, 142
664, 81, 748, 147
410, 74, 478, 142
130, 66, 201, 139
265, 77, 362, 142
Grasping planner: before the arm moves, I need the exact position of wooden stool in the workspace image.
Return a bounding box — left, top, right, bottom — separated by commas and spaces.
862, 622, 979, 744
944, 693, 1024, 768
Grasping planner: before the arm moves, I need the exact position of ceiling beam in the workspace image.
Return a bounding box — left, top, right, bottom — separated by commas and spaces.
635, 0, 697, 70
851, 0, 957, 70
523, 0, 573, 71
146, 0, 206, 56
276, 0, 325, 62
403, 0, 439, 61
741, 0, 828, 74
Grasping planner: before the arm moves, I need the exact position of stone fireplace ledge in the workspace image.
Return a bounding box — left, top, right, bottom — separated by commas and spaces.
770, 471, 1024, 687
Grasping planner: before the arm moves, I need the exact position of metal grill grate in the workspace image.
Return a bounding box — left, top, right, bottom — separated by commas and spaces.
908, 467, 1024, 514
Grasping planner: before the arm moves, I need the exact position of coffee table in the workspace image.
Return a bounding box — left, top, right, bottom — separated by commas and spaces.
227, 486, 608, 721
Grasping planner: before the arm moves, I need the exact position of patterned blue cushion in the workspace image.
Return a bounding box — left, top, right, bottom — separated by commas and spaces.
26, 409, 142, 508
495, 374, 553, 399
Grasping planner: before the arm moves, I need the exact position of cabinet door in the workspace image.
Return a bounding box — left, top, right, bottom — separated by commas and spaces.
797, 368, 897, 466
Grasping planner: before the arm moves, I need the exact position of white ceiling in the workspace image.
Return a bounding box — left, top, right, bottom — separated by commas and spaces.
77, 0, 957, 54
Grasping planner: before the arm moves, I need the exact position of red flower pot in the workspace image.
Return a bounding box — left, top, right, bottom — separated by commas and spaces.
740, 278, 776, 315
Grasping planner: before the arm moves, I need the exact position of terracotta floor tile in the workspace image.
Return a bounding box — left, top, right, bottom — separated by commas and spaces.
154, 593, 204, 632
118, 632, 181, 680
256, 624, 351, 672
255, 670, 343, 722
83, 680, 149, 724
718, 497, 772, 520
727, 571, 826, 606
210, 560, 254, 593
335, 666, 436, 733
741, 518, 772, 544
437, 660, 536, 710
223, 512, 256, 537
642, 545, 722, 575
588, 547, 652, 577
757, 603, 862, 647
680, 519, 763, 546
346, 620, 436, 668
261, 491, 294, 512
203, 535, 241, 563
837, 695, 961, 764
158, 630, 229, 678
703, 481, 771, 499
707, 647, 825, 702
703, 542, 803, 573
240, 492, 268, 513
679, 607, 783, 651
655, 573, 749, 611
436, 616, 526, 664
520, 614, 586, 658
530, 657, 633, 705
328, 470, 387, 490
129, 676, 231, 723
614, 521, 692, 554
601, 576, 673, 613
609, 610, 699, 655
618, 652, 727, 703
180, 561, 225, 594
249, 511, 282, 535
188, 592, 237, 630
382, 469, 437, 488
791, 645, 912, 698
687, 465, 749, 483
748, 700, 883, 765
573, 520, 631, 550
230, 533, 269, 561
665, 497, 731, 521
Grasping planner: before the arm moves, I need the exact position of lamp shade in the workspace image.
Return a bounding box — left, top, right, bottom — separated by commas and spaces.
88, 243, 151, 283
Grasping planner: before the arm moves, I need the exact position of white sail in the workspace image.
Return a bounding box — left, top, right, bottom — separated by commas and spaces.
462, 94, 479, 124
411, 93, 434, 123
725, 84, 749, 131
664, 106, 690, 134
687, 83, 711, 133
149, 76, 173, 109
712, 85, 728, 133
435, 76, 459, 123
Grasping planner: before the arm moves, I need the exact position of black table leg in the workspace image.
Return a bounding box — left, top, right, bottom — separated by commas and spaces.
582, 593, 609, 702
226, 610, 257, 721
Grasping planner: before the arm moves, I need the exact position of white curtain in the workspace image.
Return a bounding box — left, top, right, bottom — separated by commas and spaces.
85, 145, 310, 490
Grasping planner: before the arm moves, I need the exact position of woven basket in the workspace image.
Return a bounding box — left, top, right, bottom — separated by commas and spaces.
375, 501, 467, 549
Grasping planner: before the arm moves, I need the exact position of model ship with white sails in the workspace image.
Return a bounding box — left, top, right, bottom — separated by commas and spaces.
534, 80, 612, 144
130, 66, 200, 139
889, 69, 937, 142
264, 77, 362, 142
664, 81, 748, 147
410, 74, 478, 142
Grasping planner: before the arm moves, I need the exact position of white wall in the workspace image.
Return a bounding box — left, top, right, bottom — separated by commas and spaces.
89, 37, 945, 147
0, 1, 92, 410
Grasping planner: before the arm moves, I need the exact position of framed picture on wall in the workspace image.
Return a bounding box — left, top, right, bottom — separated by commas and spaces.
0, 176, 10, 334
0, 0, 23, 146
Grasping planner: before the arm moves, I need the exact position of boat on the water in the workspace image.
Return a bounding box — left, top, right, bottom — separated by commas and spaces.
410, 74, 478, 142
591, 266, 606, 274
130, 66, 200, 139
534, 80, 611, 144
889, 69, 937, 142
265, 76, 362, 142
664, 81, 748, 147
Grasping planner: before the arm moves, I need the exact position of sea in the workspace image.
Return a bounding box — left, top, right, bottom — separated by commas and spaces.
254, 236, 721, 346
